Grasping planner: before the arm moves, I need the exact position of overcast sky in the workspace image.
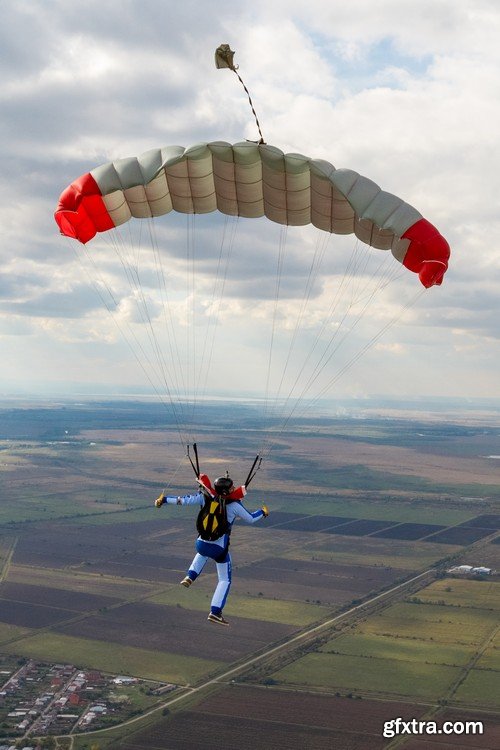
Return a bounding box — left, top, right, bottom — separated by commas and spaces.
1, 0, 499, 411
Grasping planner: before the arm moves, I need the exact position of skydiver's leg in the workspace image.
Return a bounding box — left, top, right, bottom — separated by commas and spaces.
187, 552, 208, 581
210, 553, 232, 616
180, 542, 210, 587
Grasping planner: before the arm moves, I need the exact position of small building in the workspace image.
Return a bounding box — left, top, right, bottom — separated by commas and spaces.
472, 566, 492, 576
448, 564, 493, 577
113, 676, 137, 685
85, 670, 103, 683
448, 565, 474, 574
90, 704, 107, 714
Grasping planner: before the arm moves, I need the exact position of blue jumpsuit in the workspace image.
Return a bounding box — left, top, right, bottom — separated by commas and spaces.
165, 492, 265, 617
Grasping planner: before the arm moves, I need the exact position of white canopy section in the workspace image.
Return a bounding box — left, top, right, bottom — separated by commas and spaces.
91, 141, 421, 259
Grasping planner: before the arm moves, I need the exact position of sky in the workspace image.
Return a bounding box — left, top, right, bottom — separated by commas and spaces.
1, 0, 500, 411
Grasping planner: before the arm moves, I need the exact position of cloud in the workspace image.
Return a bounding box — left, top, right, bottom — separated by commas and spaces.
0, 0, 499, 400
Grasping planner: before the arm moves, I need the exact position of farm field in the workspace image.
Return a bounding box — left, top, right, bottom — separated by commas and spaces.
477, 627, 500, 670
320, 632, 475, 666
1, 401, 500, 747
105, 684, 429, 750
0, 509, 472, 684
1, 631, 216, 683
360, 601, 498, 644
272, 651, 461, 698
416, 577, 500, 610
265, 577, 500, 706
101, 683, 500, 750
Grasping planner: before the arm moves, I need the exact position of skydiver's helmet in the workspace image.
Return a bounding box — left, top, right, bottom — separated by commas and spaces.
214, 476, 234, 496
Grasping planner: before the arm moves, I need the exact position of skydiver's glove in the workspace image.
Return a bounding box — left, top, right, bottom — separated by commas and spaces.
155, 493, 166, 508
261, 505, 269, 518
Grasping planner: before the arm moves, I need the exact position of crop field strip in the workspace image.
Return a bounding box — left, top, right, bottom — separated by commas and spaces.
0, 536, 17, 583
7, 559, 332, 625
371, 522, 447, 540
291, 535, 462, 570
229, 509, 500, 545
112, 691, 416, 750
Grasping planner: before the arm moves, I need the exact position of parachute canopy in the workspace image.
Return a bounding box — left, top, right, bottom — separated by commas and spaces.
55, 140, 449, 288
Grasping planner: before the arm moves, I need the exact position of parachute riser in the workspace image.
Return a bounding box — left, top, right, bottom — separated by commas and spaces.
187, 442, 200, 478
187, 442, 261, 490
244, 454, 262, 488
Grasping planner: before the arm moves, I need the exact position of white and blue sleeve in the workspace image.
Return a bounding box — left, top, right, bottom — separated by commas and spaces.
165, 492, 204, 507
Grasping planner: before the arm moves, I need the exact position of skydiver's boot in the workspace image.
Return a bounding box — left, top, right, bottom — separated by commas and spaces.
180, 576, 193, 588
207, 611, 229, 626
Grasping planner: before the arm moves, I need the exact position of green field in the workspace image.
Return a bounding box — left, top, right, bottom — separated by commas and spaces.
0, 621, 32, 645
265, 577, 500, 704
320, 632, 474, 666
0, 537, 13, 581
273, 493, 478, 525
72, 506, 161, 525
0, 491, 139, 525
454, 668, 500, 706
475, 626, 500, 670
290, 536, 461, 571
9, 564, 159, 599
272, 449, 500, 497
476, 645, 500, 670
416, 578, 500, 610
2, 632, 217, 683
271, 651, 461, 698
150, 588, 329, 626
360, 601, 499, 644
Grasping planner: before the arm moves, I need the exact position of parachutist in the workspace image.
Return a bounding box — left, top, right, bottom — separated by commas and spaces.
156, 473, 269, 626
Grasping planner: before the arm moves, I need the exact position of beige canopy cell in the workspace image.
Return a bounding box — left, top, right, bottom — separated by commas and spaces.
55, 141, 449, 287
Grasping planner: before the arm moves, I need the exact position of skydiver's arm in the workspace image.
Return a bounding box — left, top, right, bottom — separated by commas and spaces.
230, 501, 267, 524
165, 492, 204, 506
